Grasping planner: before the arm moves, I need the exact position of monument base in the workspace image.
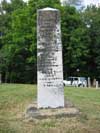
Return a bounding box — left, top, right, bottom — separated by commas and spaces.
24, 101, 79, 121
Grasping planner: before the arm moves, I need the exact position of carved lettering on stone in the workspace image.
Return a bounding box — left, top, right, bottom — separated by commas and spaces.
37, 8, 64, 108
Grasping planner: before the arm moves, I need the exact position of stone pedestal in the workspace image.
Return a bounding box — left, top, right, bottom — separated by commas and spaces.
25, 101, 79, 120
37, 8, 64, 108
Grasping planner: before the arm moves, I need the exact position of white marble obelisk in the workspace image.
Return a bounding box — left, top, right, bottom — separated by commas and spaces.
37, 8, 64, 108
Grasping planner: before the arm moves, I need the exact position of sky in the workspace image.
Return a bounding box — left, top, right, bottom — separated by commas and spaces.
84, 0, 100, 6
0, 0, 100, 6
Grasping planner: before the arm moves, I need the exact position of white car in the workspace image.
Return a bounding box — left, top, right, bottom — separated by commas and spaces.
63, 77, 87, 87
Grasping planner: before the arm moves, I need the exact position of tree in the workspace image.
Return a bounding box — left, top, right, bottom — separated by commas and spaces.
60, 5, 89, 77
82, 6, 100, 83
0, 0, 26, 82
1, 0, 100, 84
0, 0, 61, 83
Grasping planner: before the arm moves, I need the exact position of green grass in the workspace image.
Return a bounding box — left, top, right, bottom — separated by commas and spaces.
0, 84, 100, 133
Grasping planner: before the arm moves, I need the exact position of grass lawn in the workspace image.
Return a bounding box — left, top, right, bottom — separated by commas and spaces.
0, 84, 100, 133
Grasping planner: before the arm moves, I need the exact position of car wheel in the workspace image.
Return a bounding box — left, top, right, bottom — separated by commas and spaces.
63, 83, 65, 86
78, 84, 84, 87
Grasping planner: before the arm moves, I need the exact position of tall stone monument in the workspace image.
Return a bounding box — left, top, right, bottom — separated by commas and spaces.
37, 7, 64, 108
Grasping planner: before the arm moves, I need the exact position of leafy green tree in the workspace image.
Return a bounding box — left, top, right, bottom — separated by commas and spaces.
1, 0, 100, 84
60, 5, 90, 78
82, 6, 100, 82
0, 0, 26, 82
0, 0, 61, 83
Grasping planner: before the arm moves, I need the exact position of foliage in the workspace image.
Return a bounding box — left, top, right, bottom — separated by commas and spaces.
0, 0, 100, 83
82, 6, 100, 80
60, 6, 89, 77
0, 0, 61, 83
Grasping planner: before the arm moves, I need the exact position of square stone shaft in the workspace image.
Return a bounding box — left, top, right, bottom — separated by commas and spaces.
37, 7, 64, 108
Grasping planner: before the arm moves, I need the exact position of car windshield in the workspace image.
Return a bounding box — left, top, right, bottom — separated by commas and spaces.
73, 78, 78, 80
80, 77, 86, 81
66, 77, 78, 81
66, 77, 86, 81
67, 77, 72, 81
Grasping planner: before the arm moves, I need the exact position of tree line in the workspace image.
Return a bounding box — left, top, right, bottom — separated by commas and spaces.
0, 0, 100, 84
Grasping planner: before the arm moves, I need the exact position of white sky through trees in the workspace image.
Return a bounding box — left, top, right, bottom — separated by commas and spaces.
84, 0, 100, 6
0, 0, 27, 3
0, 0, 100, 6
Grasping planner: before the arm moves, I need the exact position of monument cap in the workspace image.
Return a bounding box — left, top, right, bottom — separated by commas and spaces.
38, 7, 58, 11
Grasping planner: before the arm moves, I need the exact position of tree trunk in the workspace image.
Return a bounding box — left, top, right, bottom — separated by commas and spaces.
0, 73, 1, 84
5, 71, 8, 83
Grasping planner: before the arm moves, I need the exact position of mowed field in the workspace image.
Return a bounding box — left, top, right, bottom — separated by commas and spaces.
0, 84, 100, 133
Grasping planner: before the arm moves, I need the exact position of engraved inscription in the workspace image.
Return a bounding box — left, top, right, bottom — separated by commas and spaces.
37, 8, 64, 108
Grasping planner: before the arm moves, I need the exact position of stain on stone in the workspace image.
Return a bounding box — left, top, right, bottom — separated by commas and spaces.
37, 8, 64, 108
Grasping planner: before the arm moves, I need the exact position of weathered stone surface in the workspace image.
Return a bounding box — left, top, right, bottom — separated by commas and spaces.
37, 8, 64, 108
24, 102, 79, 120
